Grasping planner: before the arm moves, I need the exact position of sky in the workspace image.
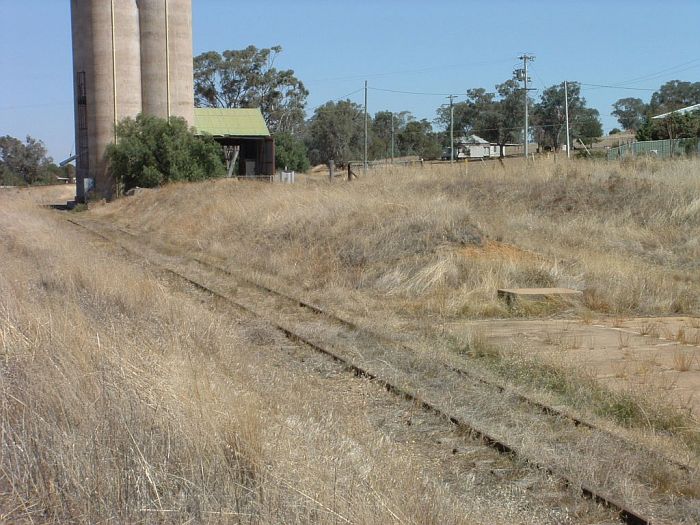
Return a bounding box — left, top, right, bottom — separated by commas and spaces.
1, 0, 699, 160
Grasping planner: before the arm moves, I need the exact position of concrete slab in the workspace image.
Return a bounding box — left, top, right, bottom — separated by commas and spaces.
446, 316, 700, 416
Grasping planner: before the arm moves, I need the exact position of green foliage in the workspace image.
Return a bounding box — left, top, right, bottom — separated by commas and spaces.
106, 115, 225, 192
649, 80, 700, 114
0, 135, 59, 185
435, 79, 525, 153
274, 132, 310, 172
636, 110, 700, 141
306, 100, 365, 165
575, 107, 604, 146
194, 46, 308, 135
369, 110, 394, 159
611, 97, 647, 131
609, 128, 622, 135
533, 82, 602, 150
397, 119, 442, 159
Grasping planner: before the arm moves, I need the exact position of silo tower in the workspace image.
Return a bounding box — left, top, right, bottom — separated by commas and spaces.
138, 0, 194, 125
70, 0, 194, 202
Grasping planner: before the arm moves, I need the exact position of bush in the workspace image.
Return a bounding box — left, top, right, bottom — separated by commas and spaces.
106, 115, 225, 191
274, 132, 310, 172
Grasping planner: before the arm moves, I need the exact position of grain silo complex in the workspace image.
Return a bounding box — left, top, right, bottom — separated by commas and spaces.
70, 0, 194, 202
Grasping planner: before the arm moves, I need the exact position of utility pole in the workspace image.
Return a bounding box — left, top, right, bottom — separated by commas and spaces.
564, 80, 571, 159
515, 54, 535, 158
364, 80, 368, 173
447, 94, 456, 163
390, 112, 395, 163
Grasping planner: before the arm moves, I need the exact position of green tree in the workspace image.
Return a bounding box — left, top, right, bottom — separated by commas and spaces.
369, 110, 413, 159
106, 115, 225, 191
533, 82, 602, 150
637, 110, 700, 141
0, 135, 55, 185
612, 97, 647, 131
194, 46, 308, 135
397, 120, 442, 159
648, 80, 700, 114
574, 107, 604, 146
305, 100, 365, 165
369, 110, 393, 159
274, 132, 310, 172
435, 80, 526, 156
436, 88, 496, 140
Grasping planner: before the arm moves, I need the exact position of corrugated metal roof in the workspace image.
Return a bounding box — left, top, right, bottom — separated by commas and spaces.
652, 103, 700, 119
457, 134, 489, 144
194, 108, 270, 137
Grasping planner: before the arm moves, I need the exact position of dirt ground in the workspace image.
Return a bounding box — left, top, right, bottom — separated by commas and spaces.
447, 315, 700, 416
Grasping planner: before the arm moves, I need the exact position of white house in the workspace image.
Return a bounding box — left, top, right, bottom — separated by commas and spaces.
456, 135, 491, 158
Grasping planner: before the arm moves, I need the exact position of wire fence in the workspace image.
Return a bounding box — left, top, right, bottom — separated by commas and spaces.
607, 138, 700, 160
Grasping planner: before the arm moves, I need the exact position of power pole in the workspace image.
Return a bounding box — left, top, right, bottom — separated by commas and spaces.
364, 80, 368, 173
516, 54, 535, 158
447, 94, 456, 163
390, 112, 395, 163
564, 80, 571, 159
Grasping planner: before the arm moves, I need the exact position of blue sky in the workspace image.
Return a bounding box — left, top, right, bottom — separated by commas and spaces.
1, 0, 699, 160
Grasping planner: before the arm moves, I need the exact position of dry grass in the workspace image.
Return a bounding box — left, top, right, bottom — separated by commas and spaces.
86, 157, 700, 451
5, 154, 700, 521
3, 189, 546, 524
673, 350, 697, 372
93, 156, 700, 324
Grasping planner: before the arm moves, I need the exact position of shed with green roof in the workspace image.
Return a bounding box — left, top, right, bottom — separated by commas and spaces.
194, 108, 274, 177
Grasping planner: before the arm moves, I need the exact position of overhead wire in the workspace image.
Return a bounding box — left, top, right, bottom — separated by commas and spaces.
600, 58, 700, 88
306, 57, 515, 83
369, 87, 463, 97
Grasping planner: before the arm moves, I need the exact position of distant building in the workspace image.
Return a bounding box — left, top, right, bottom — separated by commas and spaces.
456, 135, 492, 158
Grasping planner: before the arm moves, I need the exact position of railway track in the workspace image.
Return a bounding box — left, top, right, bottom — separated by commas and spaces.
90, 218, 693, 474
66, 216, 699, 525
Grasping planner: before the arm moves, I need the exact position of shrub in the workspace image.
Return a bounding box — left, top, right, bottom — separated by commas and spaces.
106, 114, 225, 191
274, 132, 310, 172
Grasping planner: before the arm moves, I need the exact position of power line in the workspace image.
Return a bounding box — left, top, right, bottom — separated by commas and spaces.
369, 87, 462, 97
336, 87, 364, 100
600, 58, 700, 88
580, 83, 657, 92
307, 57, 515, 83
307, 86, 365, 114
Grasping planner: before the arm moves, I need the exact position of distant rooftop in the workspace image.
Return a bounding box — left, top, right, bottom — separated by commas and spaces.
194, 108, 270, 137
457, 134, 489, 144
652, 103, 700, 120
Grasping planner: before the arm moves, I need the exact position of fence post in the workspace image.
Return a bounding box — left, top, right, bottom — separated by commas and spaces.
348, 162, 352, 181
329, 160, 335, 182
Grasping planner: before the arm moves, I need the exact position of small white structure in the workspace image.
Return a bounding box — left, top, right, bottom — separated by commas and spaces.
278, 171, 295, 184
456, 135, 491, 158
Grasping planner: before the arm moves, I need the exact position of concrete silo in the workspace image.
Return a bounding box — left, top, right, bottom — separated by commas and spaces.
138, 0, 194, 126
70, 0, 142, 200
71, 0, 194, 202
